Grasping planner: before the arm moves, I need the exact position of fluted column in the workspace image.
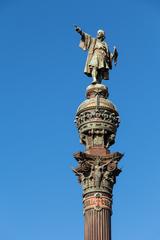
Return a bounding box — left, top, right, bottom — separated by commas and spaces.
84, 208, 111, 240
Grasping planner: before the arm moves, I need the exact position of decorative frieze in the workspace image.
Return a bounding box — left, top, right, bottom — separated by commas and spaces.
75, 84, 120, 150
83, 193, 112, 212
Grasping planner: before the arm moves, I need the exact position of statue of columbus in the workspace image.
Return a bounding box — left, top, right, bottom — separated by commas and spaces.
75, 26, 118, 84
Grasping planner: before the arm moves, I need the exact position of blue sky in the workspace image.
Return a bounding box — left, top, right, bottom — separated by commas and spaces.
0, 0, 160, 239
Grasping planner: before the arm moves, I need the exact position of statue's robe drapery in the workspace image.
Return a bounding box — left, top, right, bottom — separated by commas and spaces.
79, 32, 111, 79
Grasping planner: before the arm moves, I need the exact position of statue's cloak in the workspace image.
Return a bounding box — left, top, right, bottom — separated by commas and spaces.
79, 32, 97, 77
79, 32, 111, 77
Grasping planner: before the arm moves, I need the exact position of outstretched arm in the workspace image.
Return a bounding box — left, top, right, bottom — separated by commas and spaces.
74, 25, 92, 51
74, 25, 83, 36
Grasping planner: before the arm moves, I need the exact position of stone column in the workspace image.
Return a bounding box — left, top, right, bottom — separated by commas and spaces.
73, 84, 123, 240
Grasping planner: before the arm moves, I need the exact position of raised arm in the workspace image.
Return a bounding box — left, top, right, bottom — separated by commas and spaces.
74, 25, 83, 36
74, 25, 92, 51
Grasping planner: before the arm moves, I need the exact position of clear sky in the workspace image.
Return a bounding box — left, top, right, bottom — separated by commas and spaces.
0, 0, 160, 239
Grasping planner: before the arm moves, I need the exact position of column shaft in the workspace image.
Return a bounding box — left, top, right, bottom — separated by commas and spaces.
84, 208, 111, 240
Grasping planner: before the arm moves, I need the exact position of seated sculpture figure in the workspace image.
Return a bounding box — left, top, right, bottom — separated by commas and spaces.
75, 25, 118, 84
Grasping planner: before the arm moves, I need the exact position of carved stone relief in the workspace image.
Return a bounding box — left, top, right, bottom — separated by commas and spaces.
73, 153, 123, 195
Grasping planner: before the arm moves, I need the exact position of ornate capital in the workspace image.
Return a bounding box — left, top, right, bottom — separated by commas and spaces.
73, 152, 123, 195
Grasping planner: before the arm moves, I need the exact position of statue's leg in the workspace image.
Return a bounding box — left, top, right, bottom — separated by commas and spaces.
91, 67, 98, 84
102, 68, 109, 80
97, 70, 102, 84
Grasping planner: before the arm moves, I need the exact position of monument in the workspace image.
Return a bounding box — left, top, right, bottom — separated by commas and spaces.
73, 26, 123, 240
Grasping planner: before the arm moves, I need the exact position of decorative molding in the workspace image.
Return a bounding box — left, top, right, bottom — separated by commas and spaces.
83, 193, 112, 212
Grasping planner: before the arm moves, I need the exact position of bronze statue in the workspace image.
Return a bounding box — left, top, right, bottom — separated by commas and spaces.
75, 25, 118, 84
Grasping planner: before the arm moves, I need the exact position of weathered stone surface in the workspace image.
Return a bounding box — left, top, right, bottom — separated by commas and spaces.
73, 152, 123, 196
75, 84, 120, 152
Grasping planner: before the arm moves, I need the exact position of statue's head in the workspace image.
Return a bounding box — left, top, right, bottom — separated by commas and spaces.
97, 29, 105, 40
